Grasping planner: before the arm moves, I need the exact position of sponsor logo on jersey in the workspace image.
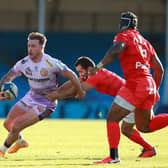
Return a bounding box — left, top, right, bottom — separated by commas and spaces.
56, 61, 65, 71
136, 62, 148, 70
40, 68, 48, 77
25, 67, 32, 76
21, 58, 28, 64
27, 77, 50, 82
46, 59, 53, 67
146, 87, 154, 95
34, 66, 38, 71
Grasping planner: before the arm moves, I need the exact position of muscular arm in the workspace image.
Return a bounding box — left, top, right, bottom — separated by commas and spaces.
99, 41, 126, 67
150, 53, 164, 89
89, 41, 126, 75
46, 80, 93, 101
57, 80, 77, 98
59, 69, 85, 98
0, 69, 18, 89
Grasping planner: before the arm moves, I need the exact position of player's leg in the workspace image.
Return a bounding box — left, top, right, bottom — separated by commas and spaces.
0, 106, 53, 157
0, 108, 39, 157
4, 104, 26, 131
3, 103, 28, 153
135, 108, 168, 133
121, 113, 156, 157
134, 77, 168, 132
94, 101, 130, 164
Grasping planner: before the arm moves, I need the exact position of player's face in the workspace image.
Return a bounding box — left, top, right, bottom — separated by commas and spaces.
28, 39, 43, 61
76, 65, 88, 81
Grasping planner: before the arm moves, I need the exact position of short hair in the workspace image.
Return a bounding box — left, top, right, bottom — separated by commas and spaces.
74, 56, 95, 69
28, 32, 47, 46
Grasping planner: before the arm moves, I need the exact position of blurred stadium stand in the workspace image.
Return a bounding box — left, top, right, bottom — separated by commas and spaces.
0, 0, 166, 119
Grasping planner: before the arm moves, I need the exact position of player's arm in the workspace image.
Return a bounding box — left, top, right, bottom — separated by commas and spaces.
0, 69, 18, 89
60, 69, 85, 99
46, 81, 77, 101
81, 82, 93, 91
150, 53, 164, 89
0, 69, 18, 100
89, 41, 126, 74
100, 41, 126, 66
46, 81, 93, 101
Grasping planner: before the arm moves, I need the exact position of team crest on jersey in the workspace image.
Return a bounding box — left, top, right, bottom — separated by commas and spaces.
46, 59, 53, 67
37, 105, 44, 113
40, 68, 48, 77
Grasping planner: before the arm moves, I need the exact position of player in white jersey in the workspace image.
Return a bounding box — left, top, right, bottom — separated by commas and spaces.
0, 32, 85, 157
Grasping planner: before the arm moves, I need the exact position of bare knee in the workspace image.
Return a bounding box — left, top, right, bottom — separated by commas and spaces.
11, 122, 22, 133
107, 103, 130, 123
121, 122, 134, 137
136, 125, 151, 133
3, 120, 10, 131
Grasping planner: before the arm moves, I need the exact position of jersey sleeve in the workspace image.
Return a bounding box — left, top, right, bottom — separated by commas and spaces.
85, 70, 101, 87
113, 32, 129, 45
11, 60, 23, 76
53, 59, 69, 74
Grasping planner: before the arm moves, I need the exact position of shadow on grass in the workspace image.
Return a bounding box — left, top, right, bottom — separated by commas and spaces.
0, 157, 100, 167
0, 157, 100, 161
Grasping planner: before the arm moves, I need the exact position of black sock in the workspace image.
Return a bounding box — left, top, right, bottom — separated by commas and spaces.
4, 141, 11, 148
110, 148, 119, 159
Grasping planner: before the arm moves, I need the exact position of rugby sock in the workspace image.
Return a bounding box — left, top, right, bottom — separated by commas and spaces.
129, 129, 153, 150
0, 141, 12, 153
4, 141, 11, 148
149, 114, 168, 132
16, 135, 26, 145
0, 141, 11, 153
0, 145, 8, 153
107, 122, 120, 159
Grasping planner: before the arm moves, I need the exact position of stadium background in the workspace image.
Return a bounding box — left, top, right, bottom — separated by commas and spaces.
0, 0, 166, 119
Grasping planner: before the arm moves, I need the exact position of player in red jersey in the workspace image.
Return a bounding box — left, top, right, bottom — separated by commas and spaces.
46, 56, 156, 158
89, 11, 168, 164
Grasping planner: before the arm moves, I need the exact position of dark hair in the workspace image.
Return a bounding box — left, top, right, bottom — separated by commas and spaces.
119, 11, 138, 31
28, 32, 47, 46
75, 56, 95, 69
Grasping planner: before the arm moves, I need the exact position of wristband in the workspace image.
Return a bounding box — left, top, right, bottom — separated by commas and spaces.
96, 62, 103, 69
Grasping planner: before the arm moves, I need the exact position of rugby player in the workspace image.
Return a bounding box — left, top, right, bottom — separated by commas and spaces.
89, 11, 168, 163
46, 56, 157, 158
0, 32, 85, 157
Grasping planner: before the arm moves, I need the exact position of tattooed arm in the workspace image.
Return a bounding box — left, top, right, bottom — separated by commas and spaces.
0, 69, 19, 89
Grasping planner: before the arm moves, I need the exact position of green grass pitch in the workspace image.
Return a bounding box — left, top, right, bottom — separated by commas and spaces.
0, 119, 167, 168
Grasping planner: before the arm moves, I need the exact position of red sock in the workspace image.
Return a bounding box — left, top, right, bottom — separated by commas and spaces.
149, 114, 168, 132
129, 129, 153, 150
107, 122, 120, 148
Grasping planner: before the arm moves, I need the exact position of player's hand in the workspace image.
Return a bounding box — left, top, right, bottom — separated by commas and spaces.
0, 92, 10, 101
45, 91, 59, 101
75, 89, 86, 99
88, 67, 99, 75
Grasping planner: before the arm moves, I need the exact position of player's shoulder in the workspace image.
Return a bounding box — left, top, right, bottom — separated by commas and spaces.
43, 53, 60, 67
98, 68, 113, 76
43, 53, 67, 70
44, 53, 61, 62
17, 56, 29, 65
114, 30, 130, 42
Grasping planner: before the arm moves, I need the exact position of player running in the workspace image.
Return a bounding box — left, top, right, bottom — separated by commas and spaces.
0, 32, 85, 157
46, 56, 157, 158
89, 11, 168, 163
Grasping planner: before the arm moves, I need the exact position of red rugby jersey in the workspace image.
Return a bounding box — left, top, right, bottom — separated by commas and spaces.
114, 29, 156, 80
85, 68, 124, 97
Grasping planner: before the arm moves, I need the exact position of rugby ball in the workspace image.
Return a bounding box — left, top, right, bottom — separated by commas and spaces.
1, 82, 18, 100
